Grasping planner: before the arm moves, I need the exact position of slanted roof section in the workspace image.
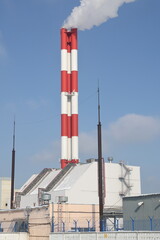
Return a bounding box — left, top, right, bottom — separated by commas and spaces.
20, 168, 53, 195
54, 163, 91, 191
31, 169, 61, 194
19, 163, 77, 196
45, 163, 76, 192
19, 174, 38, 192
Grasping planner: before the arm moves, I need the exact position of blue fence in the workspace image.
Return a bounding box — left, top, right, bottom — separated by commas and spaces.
124, 217, 160, 231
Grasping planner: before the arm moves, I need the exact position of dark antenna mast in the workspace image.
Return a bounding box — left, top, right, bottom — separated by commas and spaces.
10, 119, 16, 209
97, 83, 105, 231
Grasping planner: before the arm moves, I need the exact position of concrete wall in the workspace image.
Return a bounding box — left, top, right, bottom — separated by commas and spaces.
0, 204, 99, 236
0, 207, 50, 240
0, 233, 29, 240
50, 232, 160, 240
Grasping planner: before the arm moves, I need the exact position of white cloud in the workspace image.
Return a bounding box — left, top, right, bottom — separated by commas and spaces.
108, 114, 160, 143
30, 114, 160, 163
79, 114, 160, 158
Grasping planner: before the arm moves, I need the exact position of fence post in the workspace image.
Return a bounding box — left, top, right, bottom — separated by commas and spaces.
51, 202, 54, 232
0, 223, 3, 232
13, 222, 18, 232
25, 206, 31, 233
116, 219, 119, 231
130, 217, 135, 231
100, 219, 106, 232
86, 219, 91, 232
73, 220, 78, 232
113, 217, 117, 231
148, 216, 153, 231
105, 219, 108, 231
51, 217, 54, 232
62, 221, 65, 232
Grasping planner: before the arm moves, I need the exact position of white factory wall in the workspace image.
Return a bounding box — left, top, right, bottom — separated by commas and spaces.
19, 161, 141, 209
53, 163, 97, 205
20, 189, 66, 208
105, 162, 141, 207
51, 162, 141, 207
0, 233, 29, 240
50, 232, 160, 240
20, 193, 38, 208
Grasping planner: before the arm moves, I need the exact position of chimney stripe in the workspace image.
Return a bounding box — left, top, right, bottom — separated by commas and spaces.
61, 28, 79, 168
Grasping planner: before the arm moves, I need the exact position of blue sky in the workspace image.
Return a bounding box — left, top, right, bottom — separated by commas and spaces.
0, 0, 160, 193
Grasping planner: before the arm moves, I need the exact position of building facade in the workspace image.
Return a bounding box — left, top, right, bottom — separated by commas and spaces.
123, 193, 160, 231
16, 161, 141, 210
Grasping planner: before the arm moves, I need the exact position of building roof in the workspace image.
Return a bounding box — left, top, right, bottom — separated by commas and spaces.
31, 169, 61, 194
18, 163, 92, 195
124, 193, 160, 200
54, 163, 91, 191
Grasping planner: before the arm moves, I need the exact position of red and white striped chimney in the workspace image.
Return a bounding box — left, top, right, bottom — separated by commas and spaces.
61, 28, 79, 169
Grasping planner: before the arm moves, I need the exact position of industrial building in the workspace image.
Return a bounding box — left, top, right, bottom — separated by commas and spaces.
123, 193, 160, 231
13, 159, 140, 231
15, 160, 140, 208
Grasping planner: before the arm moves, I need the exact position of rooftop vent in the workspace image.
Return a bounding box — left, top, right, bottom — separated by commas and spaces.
86, 158, 97, 163
108, 157, 113, 163
58, 196, 68, 203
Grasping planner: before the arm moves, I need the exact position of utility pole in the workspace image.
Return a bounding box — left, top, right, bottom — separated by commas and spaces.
97, 86, 105, 231
10, 120, 15, 209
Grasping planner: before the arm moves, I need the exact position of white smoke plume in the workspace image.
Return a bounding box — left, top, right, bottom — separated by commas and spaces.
63, 0, 136, 30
